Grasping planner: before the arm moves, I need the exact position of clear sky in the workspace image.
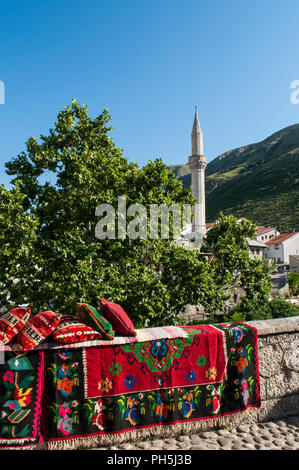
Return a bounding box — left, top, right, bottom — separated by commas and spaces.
1, 0, 299, 187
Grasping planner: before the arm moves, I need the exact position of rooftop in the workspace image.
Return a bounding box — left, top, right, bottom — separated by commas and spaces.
266, 232, 298, 245
256, 225, 277, 235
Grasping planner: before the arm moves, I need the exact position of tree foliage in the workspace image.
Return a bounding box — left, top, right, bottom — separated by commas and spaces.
288, 272, 299, 296
1, 101, 272, 327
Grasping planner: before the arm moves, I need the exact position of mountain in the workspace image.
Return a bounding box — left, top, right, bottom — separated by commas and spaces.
169, 124, 299, 232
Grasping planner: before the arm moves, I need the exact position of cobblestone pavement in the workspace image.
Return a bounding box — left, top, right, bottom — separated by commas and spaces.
92, 414, 299, 451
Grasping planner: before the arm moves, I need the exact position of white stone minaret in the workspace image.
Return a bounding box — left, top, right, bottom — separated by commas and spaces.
188, 106, 207, 236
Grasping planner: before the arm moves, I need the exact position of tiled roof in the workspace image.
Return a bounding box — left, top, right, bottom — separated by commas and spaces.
256, 226, 277, 235
266, 232, 298, 245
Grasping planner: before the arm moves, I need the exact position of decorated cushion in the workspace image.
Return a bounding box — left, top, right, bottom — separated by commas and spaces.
98, 298, 136, 337
75, 303, 114, 340
53, 316, 103, 344
0, 307, 31, 344
15, 310, 61, 351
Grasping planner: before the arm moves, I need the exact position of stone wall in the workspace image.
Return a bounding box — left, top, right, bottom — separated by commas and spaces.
247, 316, 299, 423
202, 315, 299, 430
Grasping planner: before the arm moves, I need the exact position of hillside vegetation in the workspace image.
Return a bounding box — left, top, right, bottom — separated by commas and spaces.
169, 124, 299, 232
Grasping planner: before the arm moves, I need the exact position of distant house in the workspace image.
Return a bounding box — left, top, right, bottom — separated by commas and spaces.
246, 238, 268, 260
290, 255, 299, 273
255, 226, 280, 243
265, 232, 299, 264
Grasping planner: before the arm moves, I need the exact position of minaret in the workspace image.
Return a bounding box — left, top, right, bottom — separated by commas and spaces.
188, 106, 207, 236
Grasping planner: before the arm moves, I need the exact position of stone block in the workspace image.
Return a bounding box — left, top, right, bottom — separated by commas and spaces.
259, 395, 299, 422
284, 348, 299, 372
267, 370, 299, 398
259, 343, 283, 378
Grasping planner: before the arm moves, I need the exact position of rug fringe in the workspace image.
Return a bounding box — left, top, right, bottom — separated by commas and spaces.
46, 408, 258, 450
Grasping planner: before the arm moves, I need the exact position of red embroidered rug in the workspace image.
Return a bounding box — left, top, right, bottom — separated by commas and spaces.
83, 324, 227, 399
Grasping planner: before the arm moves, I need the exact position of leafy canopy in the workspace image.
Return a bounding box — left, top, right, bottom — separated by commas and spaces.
2, 101, 271, 326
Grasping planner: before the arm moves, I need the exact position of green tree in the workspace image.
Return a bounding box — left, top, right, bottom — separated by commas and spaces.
201, 214, 272, 310
2, 101, 271, 327
288, 272, 299, 296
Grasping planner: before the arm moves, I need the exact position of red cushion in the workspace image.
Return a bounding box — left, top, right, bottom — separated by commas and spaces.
15, 310, 61, 351
0, 307, 31, 344
53, 316, 103, 344
98, 298, 136, 337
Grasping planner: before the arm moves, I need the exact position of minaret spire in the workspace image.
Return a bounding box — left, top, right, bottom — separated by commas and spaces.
192, 105, 204, 156
188, 106, 207, 237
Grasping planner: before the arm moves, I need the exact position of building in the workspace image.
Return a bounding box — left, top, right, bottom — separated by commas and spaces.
247, 238, 268, 260
256, 226, 280, 243
265, 232, 299, 264
289, 255, 299, 273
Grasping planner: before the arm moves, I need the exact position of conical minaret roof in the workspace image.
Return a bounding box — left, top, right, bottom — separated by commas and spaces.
191, 105, 204, 155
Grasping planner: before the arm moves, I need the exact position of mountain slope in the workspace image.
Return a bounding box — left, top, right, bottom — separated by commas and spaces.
170, 124, 299, 232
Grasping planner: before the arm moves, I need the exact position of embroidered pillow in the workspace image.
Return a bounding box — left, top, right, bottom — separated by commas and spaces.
15, 310, 61, 351
0, 307, 31, 344
53, 316, 103, 344
75, 303, 114, 340
98, 298, 136, 337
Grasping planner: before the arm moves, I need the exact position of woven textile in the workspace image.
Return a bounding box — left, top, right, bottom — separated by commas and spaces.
84, 324, 227, 399
44, 322, 260, 447
53, 316, 103, 344
75, 303, 115, 340
98, 298, 136, 337
0, 350, 44, 449
0, 322, 261, 449
15, 311, 61, 351
0, 325, 188, 351
0, 307, 31, 345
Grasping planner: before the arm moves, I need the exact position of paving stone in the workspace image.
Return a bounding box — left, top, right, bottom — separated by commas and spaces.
177, 441, 192, 449
177, 435, 190, 442
285, 439, 296, 447
273, 439, 286, 447
191, 438, 204, 445
238, 424, 251, 432
162, 443, 178, 450
231, 444, 244, 450
164, 438, 179, 445
241, 436, 255, 444
217, 429, 232, 437
243, 443, 256, 450
119, 442, 134, 450
203, 431, 219, 439
207, 444, 220, 450
151, 439, 164, 447
217, 438, 231, 447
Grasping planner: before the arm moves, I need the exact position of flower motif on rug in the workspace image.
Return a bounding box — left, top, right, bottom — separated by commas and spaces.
98, 377, 112, 393
48, 361, 79, 398
205, 367, 217, 381
117, 394, 145, 427
233, 377, 256, 407
185, 370, 198, 383
229, 325, 248, 344
196, 354, 207, 368
49, 400, 79, 436
108, 361, 122, 376
231, 344, 253, 374
205, 383, 226, 415
148, 389, 175, 420
123, 374, 136, 390
178, 386, 201, 419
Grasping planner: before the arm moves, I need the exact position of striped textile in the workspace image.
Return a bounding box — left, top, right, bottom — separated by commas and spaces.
0, 325, 188, 351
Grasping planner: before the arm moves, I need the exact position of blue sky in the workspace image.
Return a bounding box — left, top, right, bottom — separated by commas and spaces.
1, 0, 299, 187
